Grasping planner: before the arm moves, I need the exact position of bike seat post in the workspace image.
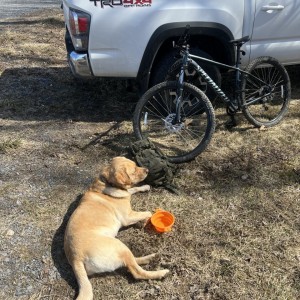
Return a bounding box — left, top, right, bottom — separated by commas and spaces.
235, 43, 243, 68
230, 36, 249, 68
234, 39, 248, 87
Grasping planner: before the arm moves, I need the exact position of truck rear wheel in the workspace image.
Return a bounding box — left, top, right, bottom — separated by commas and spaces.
150, 48, 221, 101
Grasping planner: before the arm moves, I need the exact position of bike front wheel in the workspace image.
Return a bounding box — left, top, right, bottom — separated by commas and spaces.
241, 56, 291, 127
133, 81, 215, 163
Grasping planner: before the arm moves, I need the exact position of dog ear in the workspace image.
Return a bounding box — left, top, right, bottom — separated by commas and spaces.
89, 178, 104, 192
114, 169, 131, 188
101, 166, 110, 181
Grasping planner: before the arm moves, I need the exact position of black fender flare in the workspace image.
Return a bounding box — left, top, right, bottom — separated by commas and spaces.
137, 22, 235, 92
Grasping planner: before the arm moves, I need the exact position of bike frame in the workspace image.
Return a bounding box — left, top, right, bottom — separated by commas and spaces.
176, 47, 272, 118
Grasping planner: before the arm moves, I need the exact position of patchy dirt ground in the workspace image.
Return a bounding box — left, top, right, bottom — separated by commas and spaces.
0, 8, 300, 300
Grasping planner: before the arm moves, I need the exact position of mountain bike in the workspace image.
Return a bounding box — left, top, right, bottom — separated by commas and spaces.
133, 25, 291, 163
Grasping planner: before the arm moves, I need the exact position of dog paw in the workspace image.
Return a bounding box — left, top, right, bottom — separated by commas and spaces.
141, 185, 151, 192
145, 211, 152, 218
159, 269, 170, 278
144, 211, 152, 222
147, 253, 156, 259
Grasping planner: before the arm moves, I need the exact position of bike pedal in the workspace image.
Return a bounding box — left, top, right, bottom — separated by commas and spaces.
225, 117, 238, 128
226, 105, 238, 116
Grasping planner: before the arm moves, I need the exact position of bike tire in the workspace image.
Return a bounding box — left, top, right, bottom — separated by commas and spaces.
133, 81, 216, 163
241, 56, 291, 127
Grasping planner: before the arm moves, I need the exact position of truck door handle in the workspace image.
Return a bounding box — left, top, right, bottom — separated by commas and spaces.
261, 4, 285, 11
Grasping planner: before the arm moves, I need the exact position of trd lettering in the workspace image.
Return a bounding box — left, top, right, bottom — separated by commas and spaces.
90, 0, 152, 8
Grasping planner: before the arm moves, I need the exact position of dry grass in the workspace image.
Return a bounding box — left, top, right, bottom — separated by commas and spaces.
0, 8, 300, 300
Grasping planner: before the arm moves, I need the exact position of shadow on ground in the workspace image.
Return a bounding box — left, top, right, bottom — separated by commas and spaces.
0, 67, 138, 123
51, 195, 82, 297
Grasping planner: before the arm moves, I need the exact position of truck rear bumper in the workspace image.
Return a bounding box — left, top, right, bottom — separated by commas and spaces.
68, 52, 92, 77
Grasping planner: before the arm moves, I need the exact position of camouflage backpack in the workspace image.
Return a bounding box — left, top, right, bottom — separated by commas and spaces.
129, 139, 179, 193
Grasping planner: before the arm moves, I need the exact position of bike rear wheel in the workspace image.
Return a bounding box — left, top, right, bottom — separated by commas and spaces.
133, 81, 215, 163
241, 56, 291, 127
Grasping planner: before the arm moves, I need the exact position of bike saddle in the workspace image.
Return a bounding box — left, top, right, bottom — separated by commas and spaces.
229, 36, 250, 46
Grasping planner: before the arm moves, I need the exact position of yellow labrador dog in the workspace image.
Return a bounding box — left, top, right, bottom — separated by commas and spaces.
64, 157, 169, 300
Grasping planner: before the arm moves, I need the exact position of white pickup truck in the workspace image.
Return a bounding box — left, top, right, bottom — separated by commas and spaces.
62, 0, 300, 93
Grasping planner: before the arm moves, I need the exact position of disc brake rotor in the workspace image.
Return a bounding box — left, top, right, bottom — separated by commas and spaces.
164, 114, 184, 133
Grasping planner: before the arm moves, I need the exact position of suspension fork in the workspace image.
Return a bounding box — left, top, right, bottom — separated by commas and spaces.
175, 49, 189, 123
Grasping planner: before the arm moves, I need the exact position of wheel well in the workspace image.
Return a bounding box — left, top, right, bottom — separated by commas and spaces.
137, 23, 235, 93
153, 35, 232, 71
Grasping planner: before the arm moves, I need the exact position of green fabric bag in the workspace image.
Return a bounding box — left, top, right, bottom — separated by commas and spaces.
129, 139, 179, 193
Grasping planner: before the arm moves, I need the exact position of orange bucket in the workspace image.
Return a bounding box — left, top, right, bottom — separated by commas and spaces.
150, 209, 175, 233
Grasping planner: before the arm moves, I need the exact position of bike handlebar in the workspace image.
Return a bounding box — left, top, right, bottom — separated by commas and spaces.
174, 25, 190, 48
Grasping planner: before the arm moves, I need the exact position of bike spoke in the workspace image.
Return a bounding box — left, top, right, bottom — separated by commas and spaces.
133, 81, 215, 162
242, 57, 290, 127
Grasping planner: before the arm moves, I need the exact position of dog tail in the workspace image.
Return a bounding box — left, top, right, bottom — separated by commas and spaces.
72, 260, 93, 300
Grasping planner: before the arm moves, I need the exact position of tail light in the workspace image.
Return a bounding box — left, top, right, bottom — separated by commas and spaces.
69, 9, 91, 51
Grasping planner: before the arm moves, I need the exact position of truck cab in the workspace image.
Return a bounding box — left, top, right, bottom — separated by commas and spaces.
62, 0, 300, 93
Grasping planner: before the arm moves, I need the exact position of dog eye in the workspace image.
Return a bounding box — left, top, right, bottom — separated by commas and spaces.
131, 167, 139, 175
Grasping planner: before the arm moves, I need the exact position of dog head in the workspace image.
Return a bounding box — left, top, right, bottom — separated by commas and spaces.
101, 157, 148, 190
